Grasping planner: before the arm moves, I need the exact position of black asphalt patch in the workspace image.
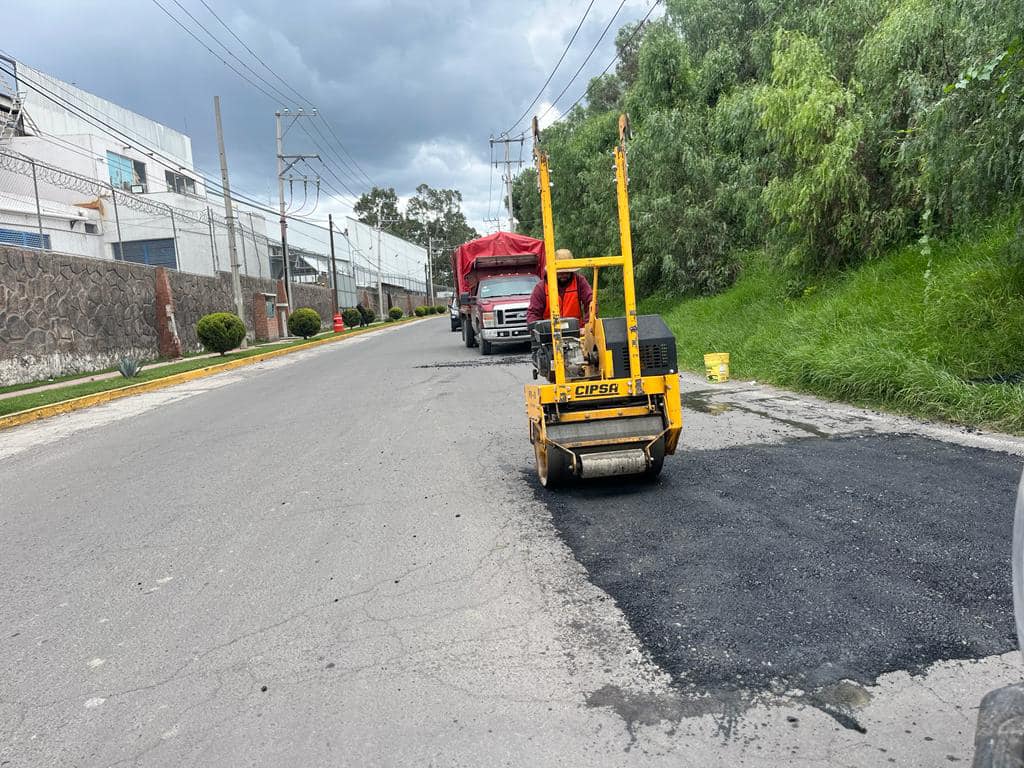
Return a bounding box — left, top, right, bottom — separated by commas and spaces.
415, 355, 531, 369
540, 434, 1022, 729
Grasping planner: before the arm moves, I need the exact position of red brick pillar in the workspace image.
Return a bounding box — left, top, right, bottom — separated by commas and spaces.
252, 292, 270, 342
155, 267, 183, 359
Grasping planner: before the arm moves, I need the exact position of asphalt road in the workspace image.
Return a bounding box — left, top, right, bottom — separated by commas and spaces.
2, 318, 1023, 767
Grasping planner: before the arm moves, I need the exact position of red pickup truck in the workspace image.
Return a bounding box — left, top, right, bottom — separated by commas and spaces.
452, 232, 544, 355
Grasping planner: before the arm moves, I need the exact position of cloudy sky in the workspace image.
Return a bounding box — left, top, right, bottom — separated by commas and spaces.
4, 0, 659, 233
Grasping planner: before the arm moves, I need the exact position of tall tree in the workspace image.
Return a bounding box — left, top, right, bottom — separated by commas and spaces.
353, 186, 404, 230
352, 183, 479, 289
405, 184, 479, 288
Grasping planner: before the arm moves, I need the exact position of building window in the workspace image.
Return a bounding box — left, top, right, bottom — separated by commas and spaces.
165, 170, 196, 196
112, 238, 177, 269
85, 222, 99, 234
0, 228, 50, 250
107, 151, 147, 192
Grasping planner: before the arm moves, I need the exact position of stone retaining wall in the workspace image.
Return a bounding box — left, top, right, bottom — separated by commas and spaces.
0, 246, 334, 386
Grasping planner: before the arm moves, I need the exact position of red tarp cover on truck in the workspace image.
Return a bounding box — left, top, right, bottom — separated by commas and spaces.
452, 232, 545, 295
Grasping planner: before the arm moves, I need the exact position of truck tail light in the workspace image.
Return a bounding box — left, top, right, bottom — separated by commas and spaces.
482, 311, 496, 327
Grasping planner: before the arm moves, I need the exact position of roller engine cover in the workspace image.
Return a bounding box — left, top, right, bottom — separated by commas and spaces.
600, 316, 678, 378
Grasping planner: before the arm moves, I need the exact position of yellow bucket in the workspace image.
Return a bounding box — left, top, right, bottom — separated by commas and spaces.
704, 352, 730, 383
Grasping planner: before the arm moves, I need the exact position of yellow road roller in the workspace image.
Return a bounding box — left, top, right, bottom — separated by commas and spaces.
525, 114, 682, 487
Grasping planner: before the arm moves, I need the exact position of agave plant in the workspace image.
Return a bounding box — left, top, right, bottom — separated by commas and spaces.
117, 356, 143, 378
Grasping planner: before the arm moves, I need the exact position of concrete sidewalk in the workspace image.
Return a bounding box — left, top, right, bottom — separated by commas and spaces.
0, 327, 382, 402
0, 351, 232, 401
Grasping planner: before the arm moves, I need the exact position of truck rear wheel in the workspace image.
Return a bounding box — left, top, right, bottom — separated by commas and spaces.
463, 321, 476, 348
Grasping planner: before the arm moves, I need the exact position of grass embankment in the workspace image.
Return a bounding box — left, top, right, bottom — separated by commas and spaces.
648, 218, 1024, 433
0, 321, 400, 418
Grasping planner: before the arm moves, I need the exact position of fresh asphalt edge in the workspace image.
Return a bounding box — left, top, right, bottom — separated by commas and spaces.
0, 316, 429, 432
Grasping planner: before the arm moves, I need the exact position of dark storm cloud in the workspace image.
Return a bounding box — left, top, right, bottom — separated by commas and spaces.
4, 0, 657, 229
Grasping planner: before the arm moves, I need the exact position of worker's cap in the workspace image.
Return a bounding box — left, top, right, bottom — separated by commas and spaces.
543, 248, 575, 276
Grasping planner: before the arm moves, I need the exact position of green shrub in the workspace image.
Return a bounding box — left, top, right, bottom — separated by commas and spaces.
388, 307, 404, 321
341, 308, 361, 328
196, 312, 246, 356
435, 305, 446, 313
414, 306, 427, 317
288, 307, 322, 339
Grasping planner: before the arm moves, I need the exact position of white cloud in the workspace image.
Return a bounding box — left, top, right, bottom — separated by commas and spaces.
4, 0, 656, 240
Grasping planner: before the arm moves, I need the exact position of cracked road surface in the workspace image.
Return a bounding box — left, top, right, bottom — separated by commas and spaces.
2, 318, 1023, 766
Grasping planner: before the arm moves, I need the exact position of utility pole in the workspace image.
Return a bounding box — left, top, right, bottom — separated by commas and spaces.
29, 159, 43, 247
376, 208, 384, 319
214, 95, 246, 348
207, 206, 219, 272
490, 134, 525, 232
373, 208, 401, 319
275, 108, 319, 310
110, 184, 123, 256
426, 237, 433, 304
247, 211, 262, 279
328, 213, 339, 317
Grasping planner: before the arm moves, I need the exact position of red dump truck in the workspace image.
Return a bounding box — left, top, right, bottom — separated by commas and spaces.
452, 232, 545, 355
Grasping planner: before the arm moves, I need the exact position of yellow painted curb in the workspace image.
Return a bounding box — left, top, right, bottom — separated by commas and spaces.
0, 316, 430, 432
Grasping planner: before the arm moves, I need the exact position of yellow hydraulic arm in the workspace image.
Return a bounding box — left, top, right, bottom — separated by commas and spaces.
532, 115, 643, 388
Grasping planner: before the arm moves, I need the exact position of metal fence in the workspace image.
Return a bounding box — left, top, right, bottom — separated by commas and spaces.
0, 146, 430, 309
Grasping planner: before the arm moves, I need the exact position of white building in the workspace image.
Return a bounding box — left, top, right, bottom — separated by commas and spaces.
343, 217, 430, 292
0, 57, 275, 277
0, 57, 429, 308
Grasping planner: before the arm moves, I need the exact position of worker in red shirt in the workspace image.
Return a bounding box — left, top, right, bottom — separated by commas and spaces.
527, 249, 594, 324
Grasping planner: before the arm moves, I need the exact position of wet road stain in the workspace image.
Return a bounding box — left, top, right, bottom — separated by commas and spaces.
537, 433, 1021, 732
585, 683, 751, 746
681, 389, 734, 416
681, 388, 834, 437
586, 685, 688, 748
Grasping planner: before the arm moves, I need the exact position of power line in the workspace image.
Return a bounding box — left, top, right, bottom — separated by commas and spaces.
147, 0, 285, 104
312, 164, 361, 206
538, 0, 629, 123
166, 0, 295, 105
550, 0, 662, 122
503, 0, 598, 136
489, 134, 526, 231
3, 59, 413, 288
297, 121, 361, 196
1, 58, 331, 233
317, 116, 375, 188
3, 58, 209, 173
196, 0, 312, 105
195, 0, 374, 188
0, 148, 210, 226
150, 0, 376, 192
304, 119, 368, 193
485, 140, 494, 223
